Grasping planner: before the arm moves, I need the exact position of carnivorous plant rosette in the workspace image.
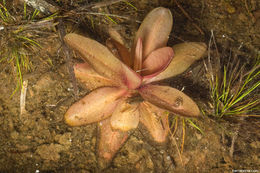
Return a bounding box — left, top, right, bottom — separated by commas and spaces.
64, 7, 206, 163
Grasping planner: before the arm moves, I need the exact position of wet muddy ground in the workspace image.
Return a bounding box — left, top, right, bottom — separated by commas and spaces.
0, 0, 259, 172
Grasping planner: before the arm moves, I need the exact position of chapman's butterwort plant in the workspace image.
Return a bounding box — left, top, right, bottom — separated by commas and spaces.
64, 7, 207, 164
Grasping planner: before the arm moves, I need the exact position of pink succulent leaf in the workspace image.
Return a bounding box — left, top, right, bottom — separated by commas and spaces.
65, 87, 128, 126
121, 64, 142, 89
132, 7, 173, 60
143, 42, 207, 84
142, 47, 174, 76
64, 33, 141, 89
139, 85, 200, 117
110, 98, 139, 131
106, 38, 133, 67
64, 33, 123, 85
98, 118, 128, 163
133, 37, 143, 72
74, 63, 118, 90
139, 101, 169, 143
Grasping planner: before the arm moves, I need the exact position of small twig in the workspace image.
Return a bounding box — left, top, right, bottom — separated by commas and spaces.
24, 0, 58, 14
221, 131, 226, 145
91, 0, 124, 9
242, 64, 260, 78
244, 0, 256, 23
73, 0, 124, 11
229, 130, 238, 158
75, 12, 141, 23
235, 114, 260, 117
181, 119, 185, 154
5, 19, 56, 31
204, 30, 215, 82
20, 80, 28, 116
58, 19, 79, 99
209, 30, 221, 82
229, 117, 244, 158
173, 0, 204, 35
169, 134, 183, 166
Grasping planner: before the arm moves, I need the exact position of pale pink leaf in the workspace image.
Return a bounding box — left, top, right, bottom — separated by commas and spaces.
139, 101, 169, 143
74, 63, 118, 90
65, 87, 127, 126
110, 98, 139, 131
133, 37, 143, 72
132, 7, 173, 60
143, 42, 207, 84
139, 85, 200, 117
142, 47, 173, 76
98, 118, 128, 164
64, 33, 141, 89
121, 64, 142, 89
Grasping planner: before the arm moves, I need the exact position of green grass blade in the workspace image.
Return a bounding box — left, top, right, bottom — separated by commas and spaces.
17, 36, 42, 48
187, 119, 204, 134
124, 1, 137, 11
0, 8, 7, 22
0, 55, 8, 62
16, 53, 23, 89
11, 51, 23, 97
43, 12, 58, 20
230, 80, 260, 107
231, 100, 259, 113
32, 9, 40, 20
105, 13, 117, 24
228, 67, 259, 108
23, 2, 27, 19
222, 66, 227, 101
